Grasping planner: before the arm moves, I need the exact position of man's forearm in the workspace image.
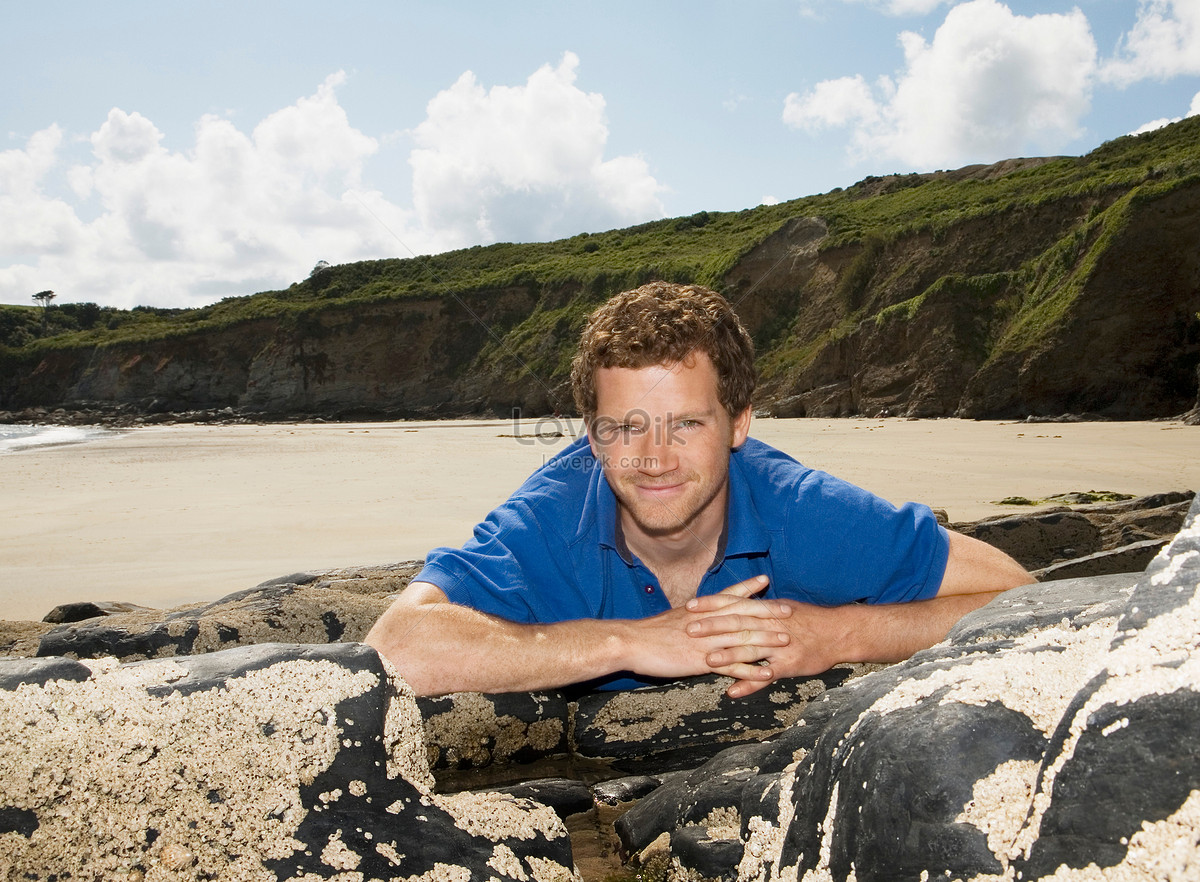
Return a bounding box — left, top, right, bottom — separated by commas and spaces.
365, 577, 797, 696
365, 595, 627, 695
840, 591, 1002, 665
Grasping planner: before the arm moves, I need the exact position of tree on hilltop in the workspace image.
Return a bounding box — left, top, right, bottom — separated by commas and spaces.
32, 290, 55, 333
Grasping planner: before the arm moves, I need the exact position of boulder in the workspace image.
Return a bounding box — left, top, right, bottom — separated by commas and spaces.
614, 494, 1200, 880
34, 564, 420, 662
42, 600, 159, 624
0, 642, 579, 881
952, 490, 1192, 574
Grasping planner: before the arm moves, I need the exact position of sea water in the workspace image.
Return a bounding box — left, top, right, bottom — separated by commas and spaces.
0, 424, 117, 454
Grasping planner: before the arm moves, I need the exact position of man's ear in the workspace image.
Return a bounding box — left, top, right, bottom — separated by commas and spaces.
731, 406, 752, 449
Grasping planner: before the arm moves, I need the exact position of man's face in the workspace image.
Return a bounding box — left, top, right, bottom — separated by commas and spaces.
588, 353, 751, 542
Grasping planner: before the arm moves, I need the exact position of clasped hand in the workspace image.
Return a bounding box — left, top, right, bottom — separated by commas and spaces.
682, 575, 846, 698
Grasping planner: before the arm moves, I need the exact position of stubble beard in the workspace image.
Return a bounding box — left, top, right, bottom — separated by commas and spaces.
613, 469, 726, 539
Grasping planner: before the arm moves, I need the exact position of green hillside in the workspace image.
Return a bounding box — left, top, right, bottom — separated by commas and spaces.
2, 115, 1199, 420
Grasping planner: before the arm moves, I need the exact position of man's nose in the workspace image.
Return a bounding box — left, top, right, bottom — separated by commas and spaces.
635, 424, 679, 474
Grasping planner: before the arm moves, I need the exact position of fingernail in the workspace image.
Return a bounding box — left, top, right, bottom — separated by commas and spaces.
686, 598, 698, 610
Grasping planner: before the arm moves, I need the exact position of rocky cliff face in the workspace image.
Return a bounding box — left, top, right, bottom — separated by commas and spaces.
739, 180, 1200, 419
3, 149, 1199, 421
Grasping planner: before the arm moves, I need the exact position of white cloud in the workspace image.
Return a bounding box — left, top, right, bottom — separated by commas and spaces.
0, 73, 421, 309
783, 0, 1098, 169
0, 126, 87, 256
783, 75, 881, 131
409, 52, 665, 248
2, 59, 666, 309
1103, 0, 1200, 85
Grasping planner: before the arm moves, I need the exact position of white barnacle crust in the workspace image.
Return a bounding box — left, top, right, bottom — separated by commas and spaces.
738, 759, 804, 882
435, 789, 569, 843
1016, 585, 1200, 863
487, 843, 531, 880
955, 759, 1041, 861
320, 830, 361, 871
698, 806, 742, 839
1150, 549, 1199, 587
524, 854, 583, 882
422, 691, 562, 766
377, 655, 436, 793
590, 678, 728, 742
0, 657, 381, 879
398, 862, 472, 882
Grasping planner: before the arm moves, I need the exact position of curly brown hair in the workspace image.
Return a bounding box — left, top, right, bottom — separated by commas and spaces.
570, 281, 756, 421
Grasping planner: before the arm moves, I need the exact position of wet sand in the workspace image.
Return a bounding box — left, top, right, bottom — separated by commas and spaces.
1, 417, 1195, 622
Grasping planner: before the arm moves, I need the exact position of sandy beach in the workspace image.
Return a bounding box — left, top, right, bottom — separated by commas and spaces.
1, 417, 1196, 623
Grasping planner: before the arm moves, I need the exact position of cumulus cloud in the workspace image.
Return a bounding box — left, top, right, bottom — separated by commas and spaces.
1103, 0, 1200, 85
0, 126, 86, 257
1, 59, 664, 309
409, 52, 665, 248
784, 0, 1098, 169
0, 72, 420, 309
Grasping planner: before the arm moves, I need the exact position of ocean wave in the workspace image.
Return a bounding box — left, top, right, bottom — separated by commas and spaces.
0, 425, 117, 454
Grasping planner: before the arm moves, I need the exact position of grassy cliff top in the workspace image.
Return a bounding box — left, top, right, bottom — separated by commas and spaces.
4, 114, 1199, 355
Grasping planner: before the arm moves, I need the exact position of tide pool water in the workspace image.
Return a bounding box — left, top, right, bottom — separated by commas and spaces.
0, 424, 117, 454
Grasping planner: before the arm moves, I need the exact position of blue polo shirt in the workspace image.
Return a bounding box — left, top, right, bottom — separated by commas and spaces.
416, 435, 949, 690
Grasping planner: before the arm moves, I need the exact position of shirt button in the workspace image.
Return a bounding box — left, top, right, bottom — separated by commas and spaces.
644, 585, 655, 594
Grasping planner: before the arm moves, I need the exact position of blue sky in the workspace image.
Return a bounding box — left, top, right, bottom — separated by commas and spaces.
2, 0, 1198, 309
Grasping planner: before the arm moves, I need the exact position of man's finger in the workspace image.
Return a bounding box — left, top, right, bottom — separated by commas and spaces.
709, 661, 775, 683
704, 638, 787, 667
686, 610, 793, 637
686, 575, 776, 612
725, 675, 775, 699
721, 574, 769, 597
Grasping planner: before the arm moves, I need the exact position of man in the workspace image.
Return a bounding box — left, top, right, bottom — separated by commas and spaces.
366, 282, 1031, 698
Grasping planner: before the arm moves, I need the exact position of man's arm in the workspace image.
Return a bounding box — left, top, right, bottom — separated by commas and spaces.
690, 530, 1034, 698
364, 576, 796, 696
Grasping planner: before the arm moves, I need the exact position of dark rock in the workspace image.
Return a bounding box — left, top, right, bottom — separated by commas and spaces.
670, 826, 743, 881
0, 641, 576, 880
956, 510, 1102, 570
592, 775, 662, 806
945, 571, 1137, 644
574, 666, 865, 775
625, 494, 1200, 880
493, 777, 596, 820
42, 600, 158, 624
1033, 537, 1168, 581
0, 656, 92, 690
616, 742, 774, 857
34, 565, 414, 661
